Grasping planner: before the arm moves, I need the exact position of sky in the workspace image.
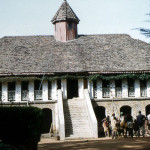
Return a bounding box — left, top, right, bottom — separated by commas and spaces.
0, 0, 150, 43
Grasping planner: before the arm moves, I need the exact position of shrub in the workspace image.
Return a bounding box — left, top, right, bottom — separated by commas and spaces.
0, 106, 43, 150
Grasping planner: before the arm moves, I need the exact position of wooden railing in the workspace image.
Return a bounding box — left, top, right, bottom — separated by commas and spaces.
128, 87, 135, 97
103, 88, 110, 98
21, 90, 29, 101
141, 87, 147, 97
116, 87, 122, 98
34, 90, 42, 100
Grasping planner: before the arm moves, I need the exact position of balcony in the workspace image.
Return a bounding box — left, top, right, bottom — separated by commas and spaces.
116, 87, 122, 98
35, 90, 42, 100
103, 88, 110, 98
21, 90, 29, 101
128, 87, 135, 97
94, 88, 97, 98
8, 91, 15, 101
141, 87, 147, 97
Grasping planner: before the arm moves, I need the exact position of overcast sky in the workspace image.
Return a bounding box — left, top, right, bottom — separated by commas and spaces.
0, 0, 150, 43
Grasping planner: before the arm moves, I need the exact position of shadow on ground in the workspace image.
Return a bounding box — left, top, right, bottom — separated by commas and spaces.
38, 137, 150, 150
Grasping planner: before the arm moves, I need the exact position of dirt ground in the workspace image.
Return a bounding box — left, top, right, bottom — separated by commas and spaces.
38, 137, 150, 150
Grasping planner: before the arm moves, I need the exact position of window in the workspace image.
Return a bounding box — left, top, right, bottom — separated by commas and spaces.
102, 80, 110, 98
21, 81, 29, 101
115, 80, 122, 98
128, 79, 135, 97
68, 22, 72, 30
140, 80, 147, 97
34, 81, 42, 100
8, 82, 15, 101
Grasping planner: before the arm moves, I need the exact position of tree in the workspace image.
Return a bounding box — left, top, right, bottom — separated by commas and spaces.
139, 13, 150, 38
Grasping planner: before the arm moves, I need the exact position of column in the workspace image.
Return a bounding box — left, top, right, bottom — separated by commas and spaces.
110, 80, 115, 98
78, 79, 84, 99
122, 79, 128, 98
15, 81, 21, 102
29, 81, 34, 102
135, 79, 140, 98
88, 80, 93, 99
2, 82, 8, 102
97, 80, 102, 99
147, 80, 150, 97
61, 79, 67, 99
43, 80, 48, 101
52, 80, 57, 100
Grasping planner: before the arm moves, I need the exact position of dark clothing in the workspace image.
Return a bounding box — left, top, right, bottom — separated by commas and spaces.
137, 114, 145, 127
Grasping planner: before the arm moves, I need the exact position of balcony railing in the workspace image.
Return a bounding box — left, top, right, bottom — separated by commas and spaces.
141, 87, 147, 97
116, 87, 122, 98
48, 89, 52, 100
94, 88, 97, 98
128, 87, 135, 97
103, 88, 110, 98
8, 91, 15, 101
35, 90, 42, 100
21, 90, 29, 101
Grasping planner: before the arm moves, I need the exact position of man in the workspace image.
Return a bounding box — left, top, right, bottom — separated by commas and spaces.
137, 111, 145, 137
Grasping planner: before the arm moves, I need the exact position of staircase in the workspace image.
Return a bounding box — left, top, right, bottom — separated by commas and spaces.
63, 98, 93, 139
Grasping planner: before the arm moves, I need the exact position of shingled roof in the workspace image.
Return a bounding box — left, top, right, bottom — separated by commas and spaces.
0, 34, 150, 75
51, 0, 80, 24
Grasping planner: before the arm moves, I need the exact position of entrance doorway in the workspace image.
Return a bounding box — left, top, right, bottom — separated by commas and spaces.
94, 106, 106, 137
120, 106, 132, 116
67, 79, 78, 99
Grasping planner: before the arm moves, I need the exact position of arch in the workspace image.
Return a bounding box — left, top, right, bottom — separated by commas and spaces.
41, 108, 52, 134
120, 105, 132, 116
94, 106, 106, 137
146, 104, 150, 116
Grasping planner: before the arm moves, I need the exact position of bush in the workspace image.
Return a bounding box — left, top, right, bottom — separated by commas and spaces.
0, 106, 43, 150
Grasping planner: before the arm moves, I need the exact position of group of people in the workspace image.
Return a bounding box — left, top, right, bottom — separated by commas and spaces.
102, 111, 150, 139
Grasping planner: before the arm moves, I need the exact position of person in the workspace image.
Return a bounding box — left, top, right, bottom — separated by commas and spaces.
111, 116, 117, 139
102, 117, 109, 137
136, 111, 145, 137
106, 116, 111, 136
133, 119, 139, 137
126, 113, 133, 137
147, 111, 150, 134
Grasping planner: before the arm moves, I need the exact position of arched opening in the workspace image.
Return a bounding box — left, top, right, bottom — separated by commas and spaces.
146, 105, 150, 116
41, 108, 52, 134
94, 106, 106, 137
120, 105, 132, 116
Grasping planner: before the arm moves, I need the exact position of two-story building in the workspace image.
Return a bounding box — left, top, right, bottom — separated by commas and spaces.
0, 0, 150, 140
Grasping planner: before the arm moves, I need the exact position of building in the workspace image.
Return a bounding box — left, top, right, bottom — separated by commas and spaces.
0, 0, 150, 140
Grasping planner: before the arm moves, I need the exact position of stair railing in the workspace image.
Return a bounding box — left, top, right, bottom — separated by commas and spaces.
57, 89, 65, 140
84, 89, 98, 138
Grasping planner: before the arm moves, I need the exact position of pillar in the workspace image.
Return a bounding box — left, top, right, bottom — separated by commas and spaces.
52, 80, 57, 100
88, 80, 93, 99
29, 81, 34, 101
147, 80, 150, 97
61, 79, 67, 99
122, 79, 128, 98
97, 80, 102, 99
78, 79, 84, 99
2, 82, 8, 102
43, 80, 48, 101
135, 79, 140, 98
15, 81, 21, 102
110, 80, 115, 98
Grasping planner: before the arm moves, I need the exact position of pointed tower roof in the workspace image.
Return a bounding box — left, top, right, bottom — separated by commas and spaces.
51, 0, 80, 24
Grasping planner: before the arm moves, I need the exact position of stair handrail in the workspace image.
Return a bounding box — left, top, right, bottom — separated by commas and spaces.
84, 89, 98, 138
57, 89, 65, 140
